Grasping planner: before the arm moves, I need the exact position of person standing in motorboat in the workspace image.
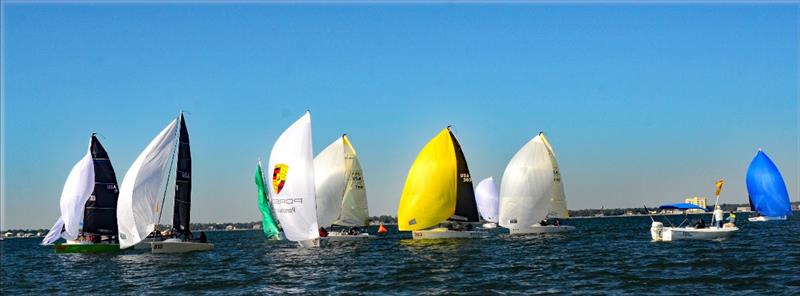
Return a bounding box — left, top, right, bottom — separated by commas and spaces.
713, 206, 724, 228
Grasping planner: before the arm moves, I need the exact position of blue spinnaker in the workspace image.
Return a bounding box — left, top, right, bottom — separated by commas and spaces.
746, 150, 791, 218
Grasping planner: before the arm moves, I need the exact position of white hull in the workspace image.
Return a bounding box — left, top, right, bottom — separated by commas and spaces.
651, 222, 738, 242
297, 237, 329, 248
133, 237, 162, 250
508, 225, 575, 234
748, 215, 787, 222
482, 222, 497, 229
327, 233, 372, 241
412, 228, 486, 240
151, 239, 214, 254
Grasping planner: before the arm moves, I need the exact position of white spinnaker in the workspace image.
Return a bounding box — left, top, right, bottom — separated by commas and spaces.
498, 135, 554, 229
475, 177, 499, 223
314, 137, 346, 228
42, 217, 65, 245
268, 112, 319, 242
542, 134, 569, 218
336, 136, 368, 227
42, 141, 96, 245
117, 119, 178, 248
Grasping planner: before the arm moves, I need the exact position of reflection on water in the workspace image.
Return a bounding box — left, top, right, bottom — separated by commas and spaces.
3, 214, 800, 294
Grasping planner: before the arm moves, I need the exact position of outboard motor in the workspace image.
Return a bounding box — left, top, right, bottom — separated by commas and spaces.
650, 221, 663, 241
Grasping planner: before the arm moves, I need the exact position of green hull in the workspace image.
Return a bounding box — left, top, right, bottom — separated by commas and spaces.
54, 243, 121, 253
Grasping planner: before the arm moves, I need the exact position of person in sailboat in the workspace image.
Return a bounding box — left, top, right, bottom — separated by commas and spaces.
726, 211, 736, 227
319, 227, 328, 238
199, 231, 207, 243
554, 218, 561, 227
539, 219, 549, 226
713, 206, 724, 228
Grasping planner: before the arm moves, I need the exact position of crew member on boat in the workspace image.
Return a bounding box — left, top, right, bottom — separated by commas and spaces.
713, 206, 724, 228
726, 211, 736, 227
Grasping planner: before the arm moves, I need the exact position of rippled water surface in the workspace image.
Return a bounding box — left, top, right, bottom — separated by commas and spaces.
3, 214, 800, 295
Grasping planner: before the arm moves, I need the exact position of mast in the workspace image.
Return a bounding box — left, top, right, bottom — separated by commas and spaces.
82, 134, 120, 236
447, 128, 479, 222
173, 113, 192, 239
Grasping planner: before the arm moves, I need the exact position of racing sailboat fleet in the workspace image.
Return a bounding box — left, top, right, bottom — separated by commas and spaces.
41, 111, 795, 251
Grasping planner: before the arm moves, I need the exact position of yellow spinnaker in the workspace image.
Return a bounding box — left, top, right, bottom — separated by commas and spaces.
397, 128, 457, 231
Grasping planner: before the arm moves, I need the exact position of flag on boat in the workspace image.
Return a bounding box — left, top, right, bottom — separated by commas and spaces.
715, 179, 725, 196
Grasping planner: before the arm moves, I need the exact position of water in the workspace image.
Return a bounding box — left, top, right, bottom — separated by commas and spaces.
3, 214, 800, 295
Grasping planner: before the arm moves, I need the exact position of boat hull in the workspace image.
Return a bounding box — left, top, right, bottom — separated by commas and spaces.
508, 225, 575, 234
482, 222, 497, 229
412, 228, 486, 240
151, 240, 214, 254
327, 233, 372, 241
748, 215, 787, 222
54, 243, 120, 254
297, 237, 329, 248
651, 222, 738, 242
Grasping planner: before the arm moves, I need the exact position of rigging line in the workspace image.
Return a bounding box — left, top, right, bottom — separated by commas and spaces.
156, 125, 180, 231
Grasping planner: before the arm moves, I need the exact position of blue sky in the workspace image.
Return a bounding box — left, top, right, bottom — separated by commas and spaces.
2, 4, 797, 229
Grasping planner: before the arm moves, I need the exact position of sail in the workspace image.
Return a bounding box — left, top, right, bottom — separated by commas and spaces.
336, 135, 369, 227
397, 128, 466, 231
746, 150, 791, 217
267, 112, 319, 242
540, 133, 569, 218
82, 134, 120, 235
314, 137, 347, 228
117, 119, 179, 248
42, 217, 65, 245
172, 114, 192, 238
58, 140, 97, 242
256, 160, 281, 239
449, 131, 479, 222
498, 135, 554, 229
475, 177, 499, 223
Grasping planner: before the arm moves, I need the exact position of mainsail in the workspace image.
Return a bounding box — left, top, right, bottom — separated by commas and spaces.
82, 134, 120, 236
117, 119, 179, 248
337, 135, 369, 227
397, 127, 478, 231
746, 150, 791, 218
172, 114, 192, 239
314, 135, 369, 228
540, 132, 569, 218
256, 160, 281, 239
267, 112, 319, 242
475, 177, 499, 223
42, 138, 96, 244
498, 135, 554, 229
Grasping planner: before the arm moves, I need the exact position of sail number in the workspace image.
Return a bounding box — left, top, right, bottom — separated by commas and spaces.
460, 173, 471, 183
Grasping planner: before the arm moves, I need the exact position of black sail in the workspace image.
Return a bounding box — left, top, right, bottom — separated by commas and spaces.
173, 114, 192, 239
82, 134, 120, 235
448, 129, 480, 222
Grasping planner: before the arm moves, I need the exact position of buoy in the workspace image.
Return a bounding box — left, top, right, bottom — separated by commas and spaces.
377, 223, 388, 235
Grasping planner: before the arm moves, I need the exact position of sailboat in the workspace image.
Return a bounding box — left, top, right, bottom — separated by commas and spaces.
397, 127, 485, 240
746, 149, 792, 222
541, 133, 570, 219
499, 133, 575, 234
475, 177, 499, 229
43, 134, 122, 253
256, 160, 282, 240
268, 111, 326, 248
117, 113, 214, 253
315, 134, 371, 240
